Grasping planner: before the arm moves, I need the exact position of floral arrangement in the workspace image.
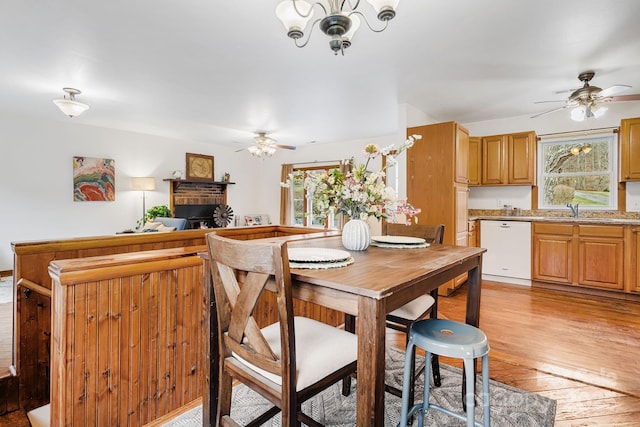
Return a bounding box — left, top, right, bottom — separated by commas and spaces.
284, 134, 422, 225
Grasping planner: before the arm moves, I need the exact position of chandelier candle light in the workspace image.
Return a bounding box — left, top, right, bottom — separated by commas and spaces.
275, 0, 400, 55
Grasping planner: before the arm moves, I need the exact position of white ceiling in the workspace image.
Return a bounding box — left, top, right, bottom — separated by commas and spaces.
2, 0, 640, 148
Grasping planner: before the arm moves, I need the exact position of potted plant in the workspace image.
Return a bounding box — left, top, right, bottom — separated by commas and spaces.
137, 205, 172, 229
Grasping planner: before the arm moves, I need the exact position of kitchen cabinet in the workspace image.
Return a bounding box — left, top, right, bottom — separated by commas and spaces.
455, 125, 470, 184
632, 226, 640, 293
407, 121, 469, 295
619, 117, 640, 181
533, 222, 626, 291
532, 223, 573, 284
577, 225, 624, 290
481, 131, 536, 185
468, 219, 478, 247
468, 137, 482, 186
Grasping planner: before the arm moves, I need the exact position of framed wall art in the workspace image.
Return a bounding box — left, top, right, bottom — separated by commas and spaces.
73, 156, 116, 201
186, 153, 214, 181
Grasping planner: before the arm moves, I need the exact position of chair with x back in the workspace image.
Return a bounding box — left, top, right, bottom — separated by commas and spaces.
343, 223, 445, 406
207, 233, 358, 426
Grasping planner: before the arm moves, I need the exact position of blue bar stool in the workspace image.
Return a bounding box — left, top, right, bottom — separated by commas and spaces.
399, 319, 490, 427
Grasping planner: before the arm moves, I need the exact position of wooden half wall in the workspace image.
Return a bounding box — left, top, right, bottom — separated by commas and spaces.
49, 247, 205, 426
6, 225, 341, 415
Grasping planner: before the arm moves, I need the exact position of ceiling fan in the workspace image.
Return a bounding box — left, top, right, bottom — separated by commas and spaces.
531, 71, 640, 121
236, 132, 296, 157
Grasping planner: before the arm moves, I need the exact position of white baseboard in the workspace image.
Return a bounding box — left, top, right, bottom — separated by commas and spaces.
482, 274, 532, 286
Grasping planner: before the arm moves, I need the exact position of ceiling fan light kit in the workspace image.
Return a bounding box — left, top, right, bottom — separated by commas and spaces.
53, 87, 89, 117
242, 132, 296, 158
275, 0, 399, 55
532, 71, 638, 121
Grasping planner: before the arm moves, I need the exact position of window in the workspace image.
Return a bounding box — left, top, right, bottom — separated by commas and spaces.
538, 134, 617, 210
290, 165, 340, 228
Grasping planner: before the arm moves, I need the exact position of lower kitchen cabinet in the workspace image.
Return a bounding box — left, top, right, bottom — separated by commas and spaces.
577, 225, 624, 290
533, 222, 627, 292
533, 223, 573, 284
632, 226, 640, 293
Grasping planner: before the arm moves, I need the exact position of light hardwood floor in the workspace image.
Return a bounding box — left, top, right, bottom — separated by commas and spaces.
1, 280, 639, 426
386, 280, 640, 426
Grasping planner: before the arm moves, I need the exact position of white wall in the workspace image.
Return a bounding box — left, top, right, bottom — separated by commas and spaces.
463, 102, 640, 211
0, 114, 266, 271
3, 102, 639, 271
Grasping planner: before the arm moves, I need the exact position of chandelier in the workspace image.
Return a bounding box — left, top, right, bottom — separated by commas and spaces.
275, 0, 400, 55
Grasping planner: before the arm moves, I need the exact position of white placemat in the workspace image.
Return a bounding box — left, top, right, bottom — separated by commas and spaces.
370, 241, 431, 249
289, 257, 355, 269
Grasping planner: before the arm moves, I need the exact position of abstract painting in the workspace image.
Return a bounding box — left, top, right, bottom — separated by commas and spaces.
73, 156, 116, 201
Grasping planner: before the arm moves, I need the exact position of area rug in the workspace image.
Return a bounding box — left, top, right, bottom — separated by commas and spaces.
164, 347, 556, 426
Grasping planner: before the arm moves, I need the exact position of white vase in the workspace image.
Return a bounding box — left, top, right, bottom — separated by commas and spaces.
341, 219, 370, 251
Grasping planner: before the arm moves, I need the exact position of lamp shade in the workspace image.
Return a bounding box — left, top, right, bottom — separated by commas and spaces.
131, 177, 156, 191
276, 0, 313, 33
365, 0, 400, 13
343, 14, 360, 42
570, 106, 586, 122
53, 87, 89, 117
53, 98, 89, 117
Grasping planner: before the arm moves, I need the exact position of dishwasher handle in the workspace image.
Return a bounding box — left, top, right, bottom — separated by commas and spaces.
499, 223, 511, 229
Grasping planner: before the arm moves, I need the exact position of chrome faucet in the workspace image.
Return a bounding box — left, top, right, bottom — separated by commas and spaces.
567, 203, 579, 218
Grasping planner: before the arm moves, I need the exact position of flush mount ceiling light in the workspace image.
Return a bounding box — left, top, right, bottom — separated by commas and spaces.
275, 0, 400, 55
53, 87, 89, 117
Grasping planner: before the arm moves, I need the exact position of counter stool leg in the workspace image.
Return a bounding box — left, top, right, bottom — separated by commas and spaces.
400, 341, 425, 427
482, 354, 490, 427
463, 358, 476, 427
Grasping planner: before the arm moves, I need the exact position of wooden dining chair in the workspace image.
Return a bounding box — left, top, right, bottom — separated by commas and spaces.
343, 223, 445, 405
207, 233, 358, 427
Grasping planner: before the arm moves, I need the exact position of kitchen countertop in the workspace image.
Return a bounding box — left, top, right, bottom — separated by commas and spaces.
470, 215, 640, 225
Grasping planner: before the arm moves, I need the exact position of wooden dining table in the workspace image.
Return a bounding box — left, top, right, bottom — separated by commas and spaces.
202, 235, 486, 427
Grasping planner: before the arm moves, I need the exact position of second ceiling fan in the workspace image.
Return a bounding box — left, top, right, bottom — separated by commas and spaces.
238, 132, 296, 157
531, 71, 640, 121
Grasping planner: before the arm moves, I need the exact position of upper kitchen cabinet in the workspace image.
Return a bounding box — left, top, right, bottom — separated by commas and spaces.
468, 136, 482, 186
407, 121, 469, 295
620, 117, 640, 181
480, 131, 537, 185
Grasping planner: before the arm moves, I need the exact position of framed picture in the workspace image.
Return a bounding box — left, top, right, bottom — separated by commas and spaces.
186, 153, 214, 181
73, 156, 115, 201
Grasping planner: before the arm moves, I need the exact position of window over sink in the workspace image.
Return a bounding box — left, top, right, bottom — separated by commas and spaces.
538, 134, 617, 210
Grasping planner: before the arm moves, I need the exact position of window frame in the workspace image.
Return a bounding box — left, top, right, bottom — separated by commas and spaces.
537, 133, 618, 210
290, 164, 340, 229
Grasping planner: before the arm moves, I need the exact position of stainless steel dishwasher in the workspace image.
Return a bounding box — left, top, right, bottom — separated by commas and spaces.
480, 220, 531, 281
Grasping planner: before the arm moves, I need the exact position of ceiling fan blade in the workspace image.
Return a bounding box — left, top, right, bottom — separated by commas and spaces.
534, 100, 566, 104
598, 84, 631, 98
530, 105, 567, 119
275, 144, 296, 150
610, 93, 640, 102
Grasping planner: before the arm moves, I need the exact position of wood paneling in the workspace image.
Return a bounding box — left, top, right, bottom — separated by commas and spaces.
9, 226, 339, 412
49, 250, 205, 426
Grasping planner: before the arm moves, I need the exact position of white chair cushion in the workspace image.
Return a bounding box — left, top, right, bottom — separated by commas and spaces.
388, 294, 436, 321
234, 316, 357, 391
